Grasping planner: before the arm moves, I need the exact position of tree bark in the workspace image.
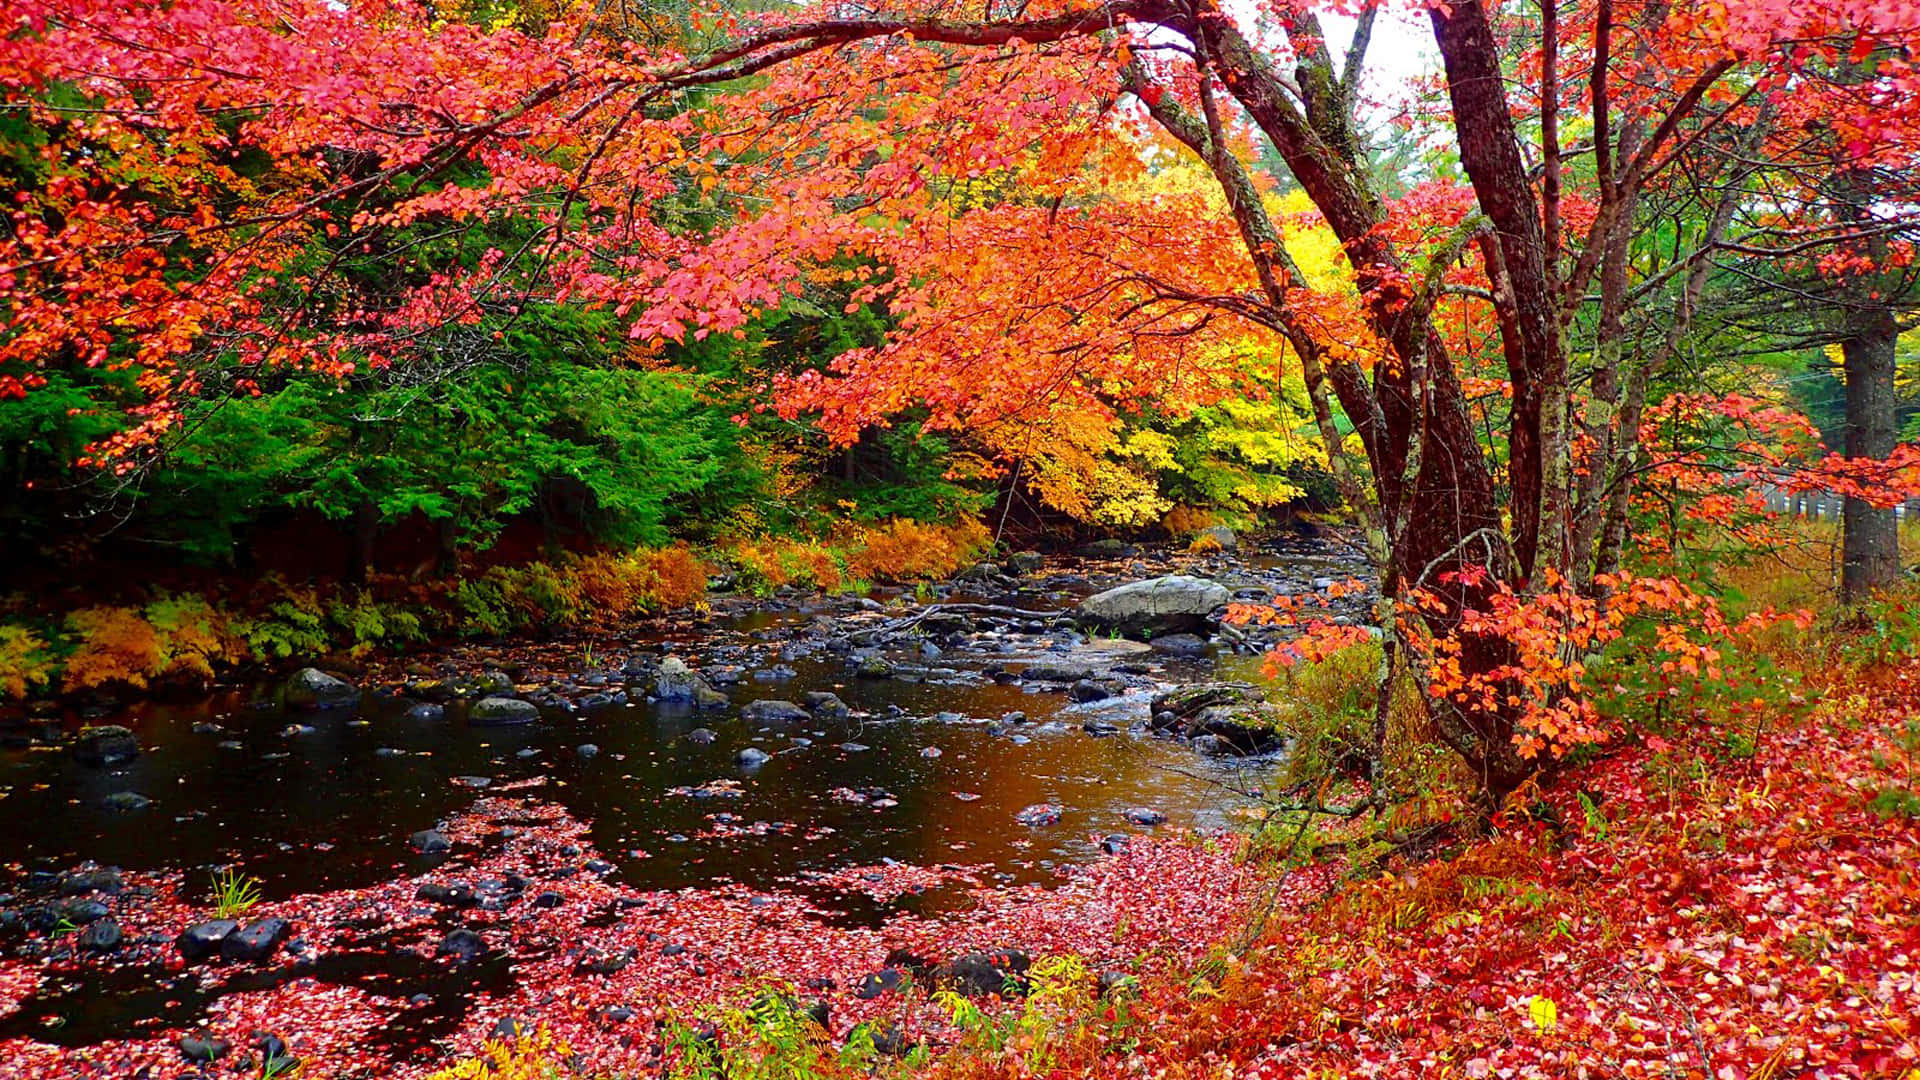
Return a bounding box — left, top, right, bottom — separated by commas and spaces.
1841, 302, 1901, 601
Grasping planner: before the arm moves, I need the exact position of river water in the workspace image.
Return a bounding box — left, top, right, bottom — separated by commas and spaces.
0, 539, 1361, 1069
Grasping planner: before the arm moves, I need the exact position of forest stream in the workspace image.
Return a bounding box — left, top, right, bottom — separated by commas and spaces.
0, 533, 1371, 1074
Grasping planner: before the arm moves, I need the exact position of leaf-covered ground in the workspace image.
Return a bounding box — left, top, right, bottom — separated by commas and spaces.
980, 673, 1920, 1080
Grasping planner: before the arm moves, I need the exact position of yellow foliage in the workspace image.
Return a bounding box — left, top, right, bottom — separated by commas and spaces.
1189, 533, 1224, 554
424, 1030, 571, 1080
63, 607, 163, 691
144, 594, 238, 680
728, 520, 989, 593
728, 539, 846, 594
1266, 188, 1354, 294
0, 625, 56, 699
64, 598, 235, 691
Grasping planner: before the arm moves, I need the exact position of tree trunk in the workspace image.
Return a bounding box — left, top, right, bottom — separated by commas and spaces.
350, 501, 378, 584
1841, 303, 1901, 601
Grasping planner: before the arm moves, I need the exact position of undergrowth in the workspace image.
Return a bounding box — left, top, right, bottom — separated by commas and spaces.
1, 519, 993, 698
724, 519, 991, 596
0, 546, 712, 698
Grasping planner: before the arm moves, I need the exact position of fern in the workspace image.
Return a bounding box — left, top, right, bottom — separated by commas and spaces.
240, 588, 330, 660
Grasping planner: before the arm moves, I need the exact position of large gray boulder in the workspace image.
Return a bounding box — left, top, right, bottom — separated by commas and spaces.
1077, 575, 1230, 636
284, 668, 358, 709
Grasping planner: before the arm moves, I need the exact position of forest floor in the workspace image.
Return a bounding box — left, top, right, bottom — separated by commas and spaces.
900, 659, 1920, 1080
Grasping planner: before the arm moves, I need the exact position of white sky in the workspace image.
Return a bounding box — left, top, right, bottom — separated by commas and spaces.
1319, 5, 1442, 113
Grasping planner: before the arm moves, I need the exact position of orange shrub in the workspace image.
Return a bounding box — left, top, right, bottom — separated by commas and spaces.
1162, 505, 1216, 538
727, 539, 845, 594
638, 546, 709, 610
63, 607, 163, 691
571, 552, 649, 616
845, 518, 992, 583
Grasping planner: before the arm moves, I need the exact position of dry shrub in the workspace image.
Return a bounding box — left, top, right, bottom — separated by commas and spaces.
638, 545, 709, 610
1162, 505, 1216, 538
729, 539, 845, 594
1324, 831, 1552, 943
574, 547, 710, 614
571, 552, 648, 616
1188, 532, 1225, 555
845, 518, 992, 583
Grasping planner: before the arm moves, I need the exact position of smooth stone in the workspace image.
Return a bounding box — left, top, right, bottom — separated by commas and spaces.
740, 699, 809, 723
176, 919, 240, 962
101, 791, 151, 812
802, 691, 849, 719
438, 928, 487, 962
855, 967, 908, 999
1015, 803, 1062, 827
284, 667, 358, 709
78, 918, 123, 951
935, 948, 1031, 997
221, 917, 291, 963
468, 697, 540, 726
179, 1034, 231, 1063
72, 726, 141, 767
410, 830, 451, 854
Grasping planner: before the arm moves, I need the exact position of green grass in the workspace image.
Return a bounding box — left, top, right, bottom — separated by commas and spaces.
210, 867, 263, 919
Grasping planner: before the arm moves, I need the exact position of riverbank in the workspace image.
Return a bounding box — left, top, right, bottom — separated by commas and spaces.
0, 519, 1009, 717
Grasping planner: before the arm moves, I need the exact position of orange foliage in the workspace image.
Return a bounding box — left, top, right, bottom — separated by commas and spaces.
570, 547, 709, 617
1161, 506, 1216, 538
1419, 568, 1811, 759
63, 607, 163, 691
731, 539, 845, 594
637, 547, 710, 611
844, 519, 992, 583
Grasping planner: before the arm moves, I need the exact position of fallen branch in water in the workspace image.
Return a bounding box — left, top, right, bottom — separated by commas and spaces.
881, 602, 1069, 633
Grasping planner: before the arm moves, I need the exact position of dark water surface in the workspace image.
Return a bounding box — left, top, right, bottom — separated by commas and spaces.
0, 607, 1270, 904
